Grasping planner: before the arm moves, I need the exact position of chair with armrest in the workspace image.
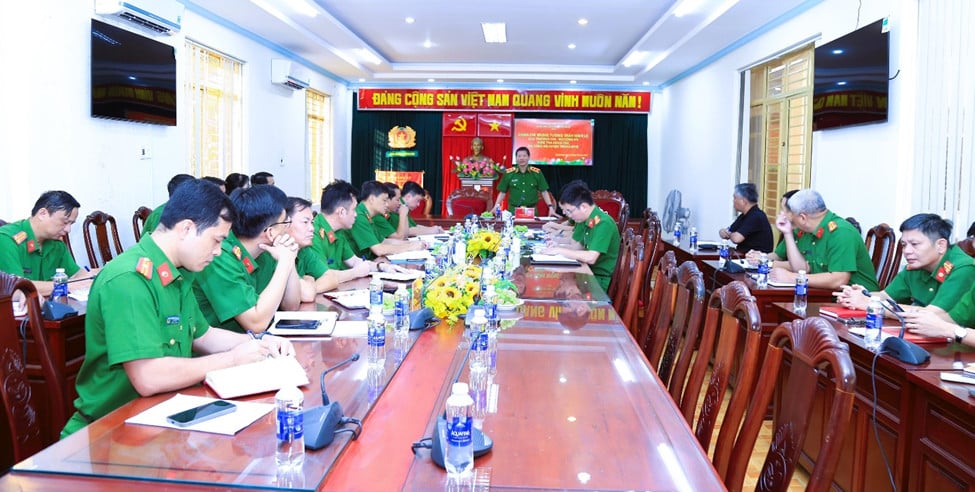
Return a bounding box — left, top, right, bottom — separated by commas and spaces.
649, 261, 706, 397
83, 211, 124, 268
445, 187, 491, 219
635, 250, 676, 362
132, 206, 151, 242
0, 272, 68, 464
845, 216, 863, 235
611, 230, 650, 333
958, 236, 975, 257
722, 317, 855, 492
679, 282, 762, 459
591, 190, 630, 234
864, 223, 897, 288
608, 228, 635, 301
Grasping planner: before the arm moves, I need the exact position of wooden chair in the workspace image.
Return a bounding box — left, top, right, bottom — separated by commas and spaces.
61, 234, 76, 262
611, 231, 650, 331
0, 272, 67, 463
864, 223, 897, 288
636, 250, 675, 359
82, 211, 124, 268
445, 187, 491, 218
845, 216, 863, 235
132, 206, 152, 242
592, 189, 630, 234
679, 282, 762, 461
408, 190, 433, 220
609, 228, 634, 301
958, 236, 975, 257
648, 261, 706, 397
723, 317, 855, 492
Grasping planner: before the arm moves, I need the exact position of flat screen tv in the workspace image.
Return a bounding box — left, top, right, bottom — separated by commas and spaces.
812, 19, 889, 131
91, 19, 177, 126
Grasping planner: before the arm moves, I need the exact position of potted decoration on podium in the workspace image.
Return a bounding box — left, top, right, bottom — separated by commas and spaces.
451, 154, 505, 189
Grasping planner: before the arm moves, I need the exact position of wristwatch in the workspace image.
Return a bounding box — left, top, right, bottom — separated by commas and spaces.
954, 326, 967, 344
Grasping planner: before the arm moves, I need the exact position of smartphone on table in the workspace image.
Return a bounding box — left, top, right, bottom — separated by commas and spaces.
166, 400, 237, 427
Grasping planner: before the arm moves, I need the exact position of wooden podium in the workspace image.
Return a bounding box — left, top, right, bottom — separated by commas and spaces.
458, 177, 496, 195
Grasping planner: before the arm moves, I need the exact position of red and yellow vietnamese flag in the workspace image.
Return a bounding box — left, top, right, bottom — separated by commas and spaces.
442, 113, 477, 136
477, 113, 512, 137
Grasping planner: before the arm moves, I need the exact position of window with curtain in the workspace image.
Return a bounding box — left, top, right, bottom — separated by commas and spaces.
306, 89, 332, 203
185, 41, 244, 178
746, 45, 814, 220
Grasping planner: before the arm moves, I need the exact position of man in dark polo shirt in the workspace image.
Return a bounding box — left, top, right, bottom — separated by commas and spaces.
718, 183, 773, 253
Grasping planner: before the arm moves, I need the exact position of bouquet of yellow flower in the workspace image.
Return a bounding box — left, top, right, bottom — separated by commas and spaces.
466, 230, 501, 259
424, 265, 483, 324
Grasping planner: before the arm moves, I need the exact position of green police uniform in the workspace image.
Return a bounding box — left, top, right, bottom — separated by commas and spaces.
373, 212, 397, 240
885, 245, 975, 309
348, 202, 385, 259
387, 199, 418, 229
497, 166, 549, 213
311, 214, 356, 271
570, 207, 620, 293
61, 235, 210, 437
296, 246, 329, 279
773, 211, 880, 291
949, 285, 975, 327
0, 218, 80, 280
142, 202, 165, 237
193, 231, 277, 333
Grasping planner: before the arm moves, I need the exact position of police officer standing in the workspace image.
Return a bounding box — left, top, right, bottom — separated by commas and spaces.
494, 147, 556, 216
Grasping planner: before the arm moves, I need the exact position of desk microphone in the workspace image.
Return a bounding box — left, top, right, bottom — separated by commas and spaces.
304, 353, 362, 449
877, 299, 930, 365
722, 248, 746, 273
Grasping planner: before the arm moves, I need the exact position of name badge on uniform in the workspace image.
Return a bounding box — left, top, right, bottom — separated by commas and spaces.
165, 315, 181, 326
22, 267, 32, 274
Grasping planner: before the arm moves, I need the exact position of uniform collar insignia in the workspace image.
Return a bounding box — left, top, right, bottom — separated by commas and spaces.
587, 216, 600, 228
797, 230, 803, 238
233, 245, 242, 260
242, 256, 255, 274
815, 226, 824, 239
136, 257, 154, 280
327, 231, 336, 243
157, 263, 175, 287
26, 240, 37, 253
12, 231, 27, 245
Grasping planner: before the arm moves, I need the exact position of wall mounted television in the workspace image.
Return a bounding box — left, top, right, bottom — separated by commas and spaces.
91, 19, 177, 126
812, 18, 889, 131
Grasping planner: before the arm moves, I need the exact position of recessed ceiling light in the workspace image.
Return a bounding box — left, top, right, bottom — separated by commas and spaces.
642, 81, 650, 86
570, 80, 577, 84
481, 22, 507, 43
423, 40, 433, 48
405, 17, 415, 24
577, 18, 588, 26
832, 49, 844, 55
568, 43, 576, 50
497, 79, 504, 83
358, 78, 365, 82
837, 81, 847, 86
428, 78, 435, 82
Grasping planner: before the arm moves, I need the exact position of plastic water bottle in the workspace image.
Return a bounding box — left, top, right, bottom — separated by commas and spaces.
481, 286, 500, 375
718, 239, 730, 268
424, 257, 437, 282
275, 385, 305, 470
369, 274, 383, 310
756, 253, 770, 289
688, 227, 698, 251
793, 270, 808, 313
479, 264, 494, 301
367, 306, 386, 365
673, 222, 682, 246
454, 237, 467, 266
394, 284, 410, 334
444, 382, 475, 478
865, 296, 884, 350
51, 268, 69, 303
482, 285, 498, 330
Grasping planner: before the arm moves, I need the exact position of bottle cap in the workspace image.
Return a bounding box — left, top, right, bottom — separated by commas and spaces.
452, 382, 469, 395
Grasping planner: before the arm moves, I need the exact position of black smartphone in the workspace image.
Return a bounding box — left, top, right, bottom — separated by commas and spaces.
275, 319, 321, 330
166, 400, 236, 427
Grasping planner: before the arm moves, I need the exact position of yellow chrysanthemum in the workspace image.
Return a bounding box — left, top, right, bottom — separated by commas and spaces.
442, 286, 461, 299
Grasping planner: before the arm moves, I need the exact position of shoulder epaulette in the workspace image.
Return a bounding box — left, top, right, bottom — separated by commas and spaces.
529, 166, 541, 173
506, 167, 517, 173
936, 260, 954, 283
135, 257, 154, 280
12, 231, 27, 245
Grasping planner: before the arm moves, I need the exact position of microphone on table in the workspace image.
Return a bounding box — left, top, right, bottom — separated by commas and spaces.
411, 339, 493, 467
877, 298, 931, 365
722, 248, 746, 273
304, 353, 362, 449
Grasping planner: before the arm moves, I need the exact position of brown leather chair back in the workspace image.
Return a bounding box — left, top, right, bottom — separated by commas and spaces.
0, 272, 67, 463
445, 187, 491, 218
132, 206, 152, 242
592, 189, 629, 234
83, 211, 124, 268
723, 317, 855, 492
865, 223, 897, 288
680, 282, 762, 469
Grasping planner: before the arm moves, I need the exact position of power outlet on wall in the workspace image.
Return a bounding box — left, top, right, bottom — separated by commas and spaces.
140, 145, 152, 160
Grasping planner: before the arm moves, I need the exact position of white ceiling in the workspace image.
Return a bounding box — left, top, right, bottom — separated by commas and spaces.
185, 0, 816, 89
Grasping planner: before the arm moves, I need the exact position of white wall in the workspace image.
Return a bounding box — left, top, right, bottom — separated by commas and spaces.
650, 0, 919, 239
0, 2, 349, 268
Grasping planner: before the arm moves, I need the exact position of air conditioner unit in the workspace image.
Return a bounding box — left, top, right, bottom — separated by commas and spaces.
272, 60, 311, 91
95, 0, 184, 35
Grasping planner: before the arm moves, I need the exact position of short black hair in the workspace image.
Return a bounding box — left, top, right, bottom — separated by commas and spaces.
159, 179, 235, 231
968, 221, 975, 238
285, 196, 312, 217
734, 183, 759, 203
359, 180, 387, 201
558, 180, 594, 207
202, 176, 225, 188
230, 184, 288, 238
402, 181, 425, 197
225, 173, 250, 195
515, 146, 531, 157
251, 171, 274, 185
383, 182, 399, 199
320, 180, 358, 215
167, 174, 196, 196
31, 191, 80, 216
900, 213, 953, 243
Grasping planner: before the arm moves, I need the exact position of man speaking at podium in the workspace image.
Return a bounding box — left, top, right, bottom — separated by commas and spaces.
494, 147, 556, 216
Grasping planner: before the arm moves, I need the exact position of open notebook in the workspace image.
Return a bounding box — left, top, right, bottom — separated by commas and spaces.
204, 356, 309, 399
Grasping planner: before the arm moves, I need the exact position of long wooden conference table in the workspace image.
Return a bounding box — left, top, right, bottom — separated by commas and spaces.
1, 260, 724, 491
